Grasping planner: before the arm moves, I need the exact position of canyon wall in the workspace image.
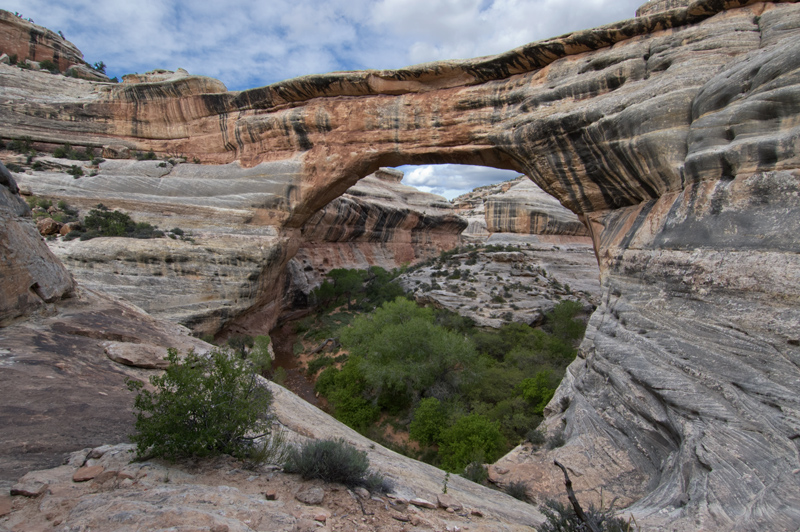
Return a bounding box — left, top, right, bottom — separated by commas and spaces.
1, 1, 800, 529
285, 167, 466, 311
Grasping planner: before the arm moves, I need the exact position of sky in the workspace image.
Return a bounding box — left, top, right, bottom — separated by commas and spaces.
7, 0, 644, 199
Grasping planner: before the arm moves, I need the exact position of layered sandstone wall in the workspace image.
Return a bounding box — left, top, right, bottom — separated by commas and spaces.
0, 10, 85, 72
484, 178, 590, 236
285, 168, 466, 309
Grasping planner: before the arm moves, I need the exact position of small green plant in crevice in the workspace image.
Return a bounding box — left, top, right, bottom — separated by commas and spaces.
38, 59, 59, 73
284, 438, 387, 491
126, 347, 274, 462
442, 471, 450, 494
67, 164, 83, 178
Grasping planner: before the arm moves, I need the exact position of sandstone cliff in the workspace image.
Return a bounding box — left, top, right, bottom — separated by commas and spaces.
0, 10, 104, 79
11, 161, 463, 336
285, 167, 466, 311
1, 1, 800, 529
0, 163, 74, 325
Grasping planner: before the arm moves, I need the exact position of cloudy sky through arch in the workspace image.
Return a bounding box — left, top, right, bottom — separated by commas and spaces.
7, 0, 645, 197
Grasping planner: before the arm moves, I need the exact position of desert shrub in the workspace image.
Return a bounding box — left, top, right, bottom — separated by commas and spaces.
546, 300, 586, 344
519, 370, 557, 415
79, 208, 164, 240
341, 298, 478, 402
505, 481, 530, 502
249, 335, 272, 374
8, 136, 33, 153
38, 59, 59, 73
284, 438, 381, 488
314, 359, 379, 431
5, 163, 22, 172
306, 355, 333, 377
126, 348, 273, 461
462, 461, 488, 484
438, 414, 506, 472
526, 428, 546, 446
135, 150, 157, 160
538, 499, 635, 532
240, 426, 290, 470
67, 165, 83, 177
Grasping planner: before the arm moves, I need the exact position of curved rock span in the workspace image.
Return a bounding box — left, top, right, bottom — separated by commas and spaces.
1, 1, 800, 529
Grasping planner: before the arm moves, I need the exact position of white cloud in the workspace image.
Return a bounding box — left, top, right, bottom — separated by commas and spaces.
398, 164, 520, 200
8, 0, 643, 89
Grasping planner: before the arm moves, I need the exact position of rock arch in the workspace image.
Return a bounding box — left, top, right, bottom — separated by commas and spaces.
3, 1, 800, 529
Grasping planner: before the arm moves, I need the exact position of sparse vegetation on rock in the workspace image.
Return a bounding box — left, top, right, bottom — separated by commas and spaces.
126, 347, 274, 462
284, 437, 385, 490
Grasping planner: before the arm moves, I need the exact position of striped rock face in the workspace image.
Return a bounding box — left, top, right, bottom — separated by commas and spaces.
2, 1, 800, 530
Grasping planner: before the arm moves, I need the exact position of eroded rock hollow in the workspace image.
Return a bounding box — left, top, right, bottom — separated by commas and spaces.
2, 0, 800, 529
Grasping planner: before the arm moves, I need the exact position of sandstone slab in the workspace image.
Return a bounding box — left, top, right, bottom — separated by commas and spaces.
72, 465, 104, 482
295, 487, 324, 505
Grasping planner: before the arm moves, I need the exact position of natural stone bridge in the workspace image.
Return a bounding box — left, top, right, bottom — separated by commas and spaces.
2, 0, 800, 529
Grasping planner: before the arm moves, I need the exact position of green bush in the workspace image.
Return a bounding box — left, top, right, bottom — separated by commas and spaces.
519, 370, 557, 415
314, 359, 379, 431
249, 335, 272, 374
8, 136, 33, 153
284, 438, 379, 488
126, 348, 273, 461
341, 298, 478, 402
38, 59, 59, 73
438, 414, 506, 472
526, 428, 546, 446
409, 397, 448, 446
78, 208, 164, 240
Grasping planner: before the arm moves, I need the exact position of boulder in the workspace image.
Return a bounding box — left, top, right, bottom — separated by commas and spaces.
36, 217, 61, 236
72, 465, 104, 482
103, 341, 171, 369
295, 487, 324, 505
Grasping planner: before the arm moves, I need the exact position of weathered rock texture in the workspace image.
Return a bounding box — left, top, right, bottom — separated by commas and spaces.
285, 168, 466, 309
0, 10, 90, 73
484, 177, 590, 236
12, 163, 462, 335
0, 163, 74, 325
2, 1, 800, 529
398, 242, 600, 328
1, 440, 540, 532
